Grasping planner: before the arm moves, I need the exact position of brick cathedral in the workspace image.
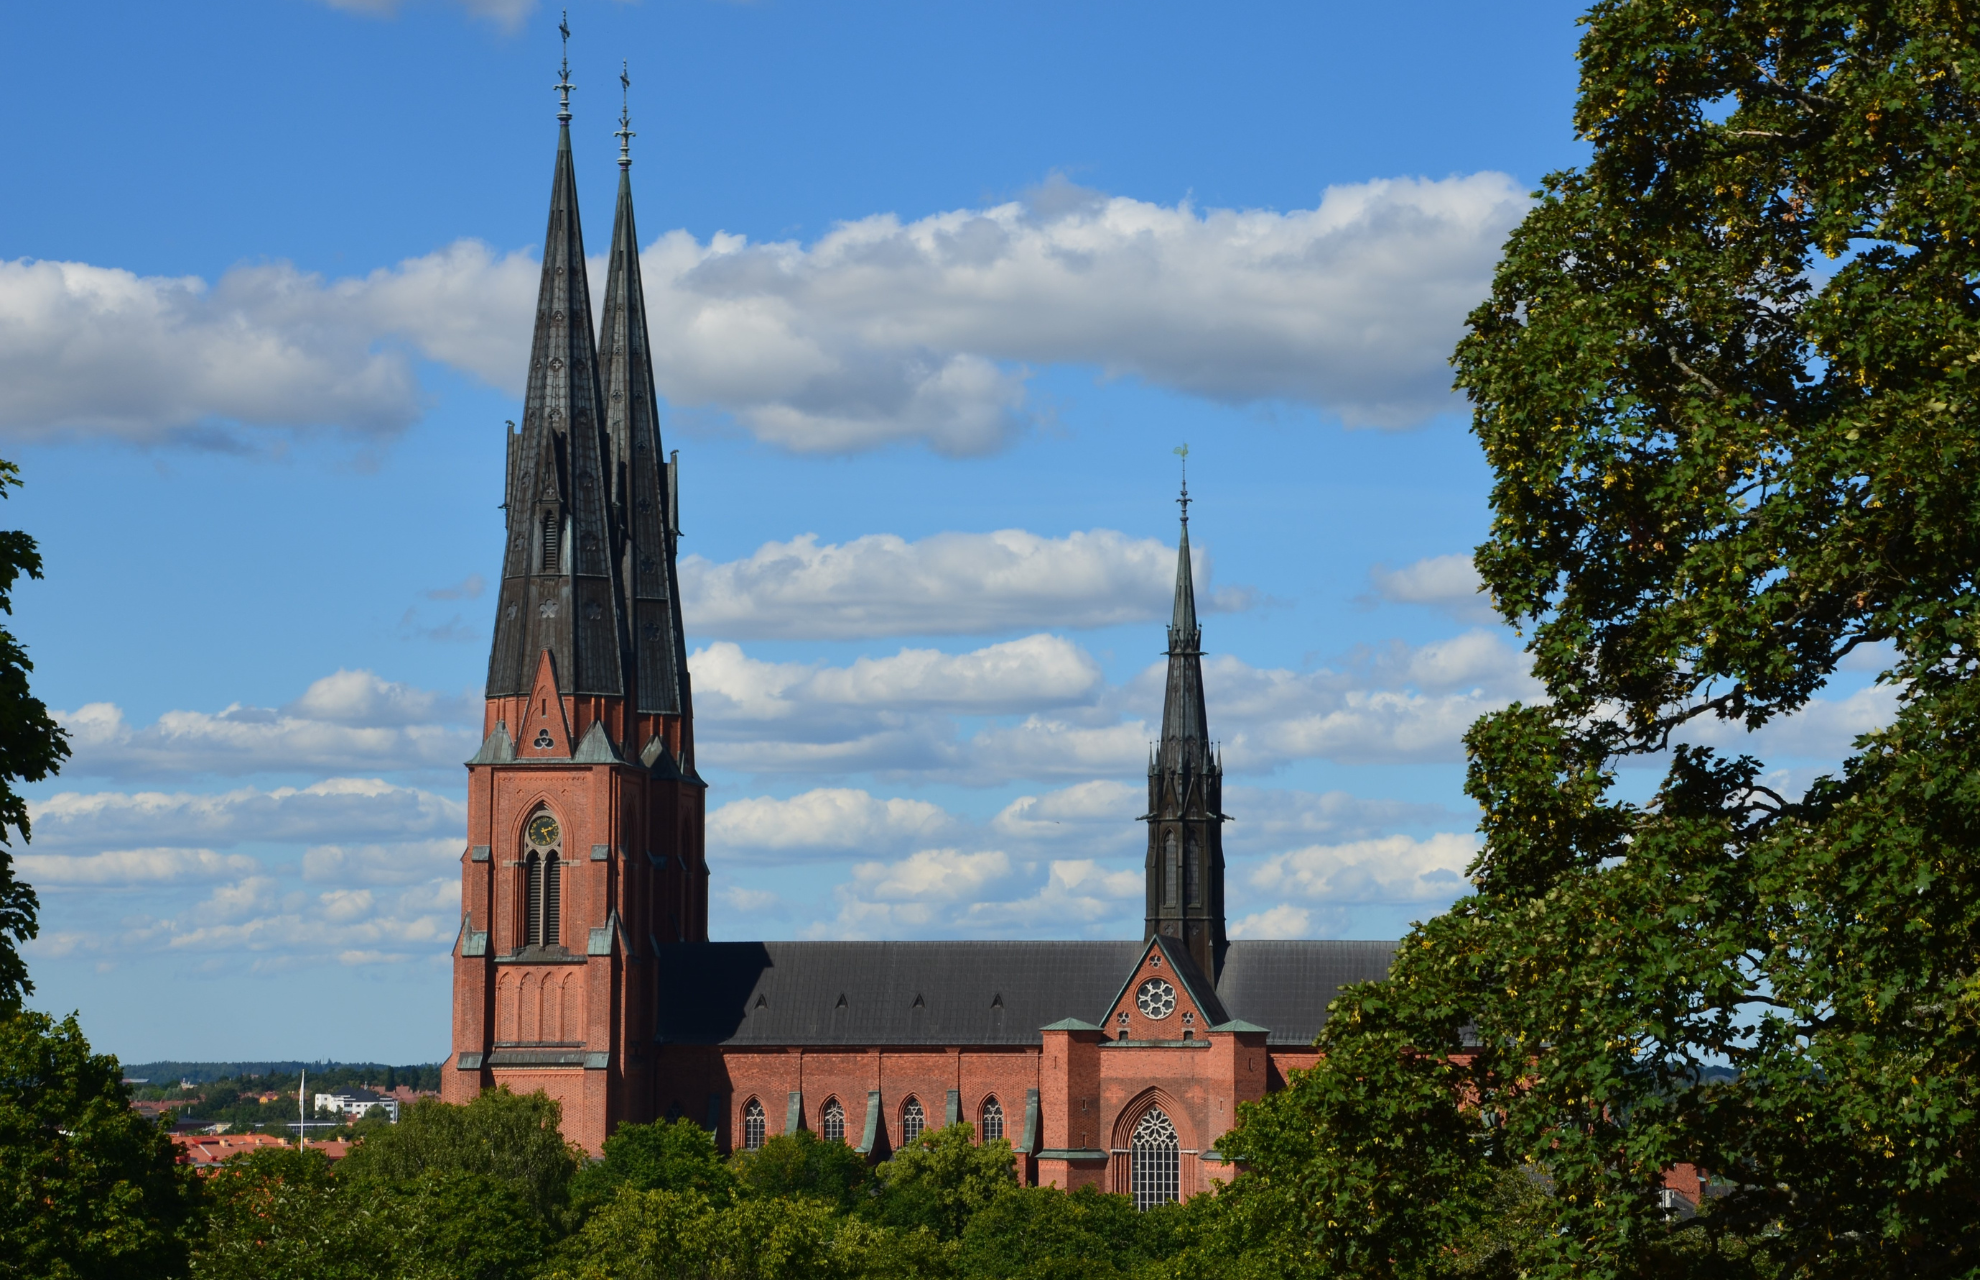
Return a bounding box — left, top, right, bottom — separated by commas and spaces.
444, 70, 1394, 1206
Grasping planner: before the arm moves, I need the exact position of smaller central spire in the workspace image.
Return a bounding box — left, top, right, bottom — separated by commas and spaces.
616, 61, 634, 169
555, 10, 574, 123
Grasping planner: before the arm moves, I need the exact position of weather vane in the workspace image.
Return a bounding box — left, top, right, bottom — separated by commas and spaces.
555, 11, 574, 123
617, 61, 635, 168
1174, 443, 1190, 522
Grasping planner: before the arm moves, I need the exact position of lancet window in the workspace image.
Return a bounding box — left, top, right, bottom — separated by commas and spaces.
821, 1098, 845, 1144
741, 1098, 765, 1150
980, 1096, 1004, 1142
1130, 1108, 1180, 1210
901, 1096, 925, 1145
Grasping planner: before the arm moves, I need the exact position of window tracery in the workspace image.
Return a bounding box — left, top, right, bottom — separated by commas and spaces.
821, 1098, 845, 1144
742, 1098, 766, 1150
1131, 1107, 1180, 1210
901, 1096, 925, 1144
980, 1096, 1004, 1142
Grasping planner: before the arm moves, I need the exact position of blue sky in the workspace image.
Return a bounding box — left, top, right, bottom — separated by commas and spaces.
3, 0, 1889, 1063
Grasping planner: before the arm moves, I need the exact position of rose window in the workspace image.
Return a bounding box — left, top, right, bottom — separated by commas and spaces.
1135, 978, 1177, 1020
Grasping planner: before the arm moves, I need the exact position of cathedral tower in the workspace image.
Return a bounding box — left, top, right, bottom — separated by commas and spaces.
1144, 480, 1227, 979
447, 48, 705, 1154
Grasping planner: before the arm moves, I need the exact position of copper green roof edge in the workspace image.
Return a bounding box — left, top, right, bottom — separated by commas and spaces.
1038, 1017, 1102, 1031
1207, 1018, 1269, 1033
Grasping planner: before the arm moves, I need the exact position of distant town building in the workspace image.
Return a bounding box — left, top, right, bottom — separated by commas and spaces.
312, 1088, 401, 1122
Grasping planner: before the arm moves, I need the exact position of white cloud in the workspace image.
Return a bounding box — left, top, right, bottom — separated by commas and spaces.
957, 859, 1143, 930
638, 173, 1528, 450
687, 629, 1539, 781
0, 258, 422, 445
1250, 832, 1478, 905
55, 670, 477, 778
989, 780, 1142, 849
27, 778, 464, 851
1221, 787, 1459, 854
317, 0, 535, 29
708, 788, 957, 862
301, 839, 462, 886
849, 848, 1013, 902
1, 174, 1524, 452
1229, 904, 1313, 939
1681, 681, 1902, 763
681, 528, 1248, 640
691, 634, 1107, 775
1368, 554, 1496, 624
17, 847, 258, 886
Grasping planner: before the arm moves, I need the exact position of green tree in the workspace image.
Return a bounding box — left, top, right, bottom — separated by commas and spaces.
193, 1147, 373, 1280
548, 1186, 951, 1280
728, 1129, 869, 1213
335, 1088, 580, 1220
0, 461, 70, 1015
195, 1150, 548, 1280
1232, 2, 1980, 1277
0, 1011, 204, 1280
956, 1184, 1146, 1280
864, 1123, 1014, 1240
570, 1117, 735, 1215
370, 1169, 553, 1280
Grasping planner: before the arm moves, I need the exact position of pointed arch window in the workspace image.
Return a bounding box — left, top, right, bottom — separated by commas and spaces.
980, 1096, 1004, 1143
821, 1098, 845, 1144
901, 1096, 925, 1145
1131, 1107, 1180, 1210
741, 1098, 766, 1151
524, 810, 562, 948
1184, 833, 1200, 906
1163, 832, 1180, 907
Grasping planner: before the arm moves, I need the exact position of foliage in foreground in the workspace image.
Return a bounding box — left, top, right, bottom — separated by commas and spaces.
0, 1010, 202, 1280
1219, 2, 1980, 1277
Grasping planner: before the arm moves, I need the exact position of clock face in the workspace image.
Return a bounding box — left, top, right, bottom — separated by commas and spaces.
526, 813, 560, 848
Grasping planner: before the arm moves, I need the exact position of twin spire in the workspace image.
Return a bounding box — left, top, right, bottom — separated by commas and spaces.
485, 29, 689, 726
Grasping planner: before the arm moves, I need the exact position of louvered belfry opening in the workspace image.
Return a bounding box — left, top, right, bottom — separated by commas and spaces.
542, 852, 561, 946
523, 852, 543, 946
540, 512, 561, 572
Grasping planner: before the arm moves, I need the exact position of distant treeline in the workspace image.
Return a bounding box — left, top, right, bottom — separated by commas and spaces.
123, 1062, 444, 1091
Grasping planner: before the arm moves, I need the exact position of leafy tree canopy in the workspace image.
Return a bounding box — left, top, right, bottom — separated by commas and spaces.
0, 460, 69, 1016
729, 1129, 870, 1213
0, 1011, 202, 1280
864, 1124, 1015, 1240
570, 1116, 736, 1215
1229, 2, 1980, 1277
334, 1088, 580, 1221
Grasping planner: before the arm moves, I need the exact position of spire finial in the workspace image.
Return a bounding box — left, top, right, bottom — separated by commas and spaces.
616, 61, 634, 168
555, 11, 574, 123
1173, 443, 1190, 525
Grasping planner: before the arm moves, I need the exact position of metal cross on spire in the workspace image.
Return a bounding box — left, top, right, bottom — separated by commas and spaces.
555, 10, 574, 122
1174, 443, 1190, 524
616, 61, 635, 168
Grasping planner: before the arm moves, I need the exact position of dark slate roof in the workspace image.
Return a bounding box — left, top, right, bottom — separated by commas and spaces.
652, 939, 1394, 1048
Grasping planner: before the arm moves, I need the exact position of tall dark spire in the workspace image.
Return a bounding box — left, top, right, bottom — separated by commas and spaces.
598, 65, 691, 725
487, 28, 630, 701
1145, 453, 1226, 977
